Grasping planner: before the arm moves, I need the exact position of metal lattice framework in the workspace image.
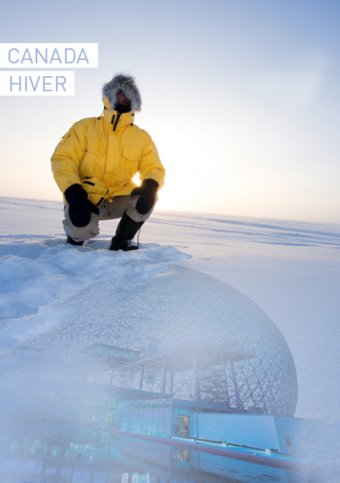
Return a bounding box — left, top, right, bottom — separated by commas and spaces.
25, 267, 298, 417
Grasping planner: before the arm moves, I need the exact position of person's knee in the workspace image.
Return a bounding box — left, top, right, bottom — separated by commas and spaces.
126, 195, 155, 223
63, 208, 100, 241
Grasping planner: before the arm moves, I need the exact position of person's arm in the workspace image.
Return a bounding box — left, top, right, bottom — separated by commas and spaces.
51, 120, 88, 193
138, 130, 165, 188
131, 131, 165, 214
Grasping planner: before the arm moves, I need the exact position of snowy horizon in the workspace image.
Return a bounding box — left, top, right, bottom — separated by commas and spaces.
3, 194, 340, 230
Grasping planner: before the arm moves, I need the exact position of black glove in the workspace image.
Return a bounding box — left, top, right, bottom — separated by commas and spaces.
131, 179, 159, 215
64, 184, 99, 227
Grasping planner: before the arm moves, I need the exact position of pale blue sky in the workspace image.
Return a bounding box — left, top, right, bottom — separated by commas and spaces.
0, 0, 339, 222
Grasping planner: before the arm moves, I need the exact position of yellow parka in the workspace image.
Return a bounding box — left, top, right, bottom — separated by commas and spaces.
51, 107, 165, 205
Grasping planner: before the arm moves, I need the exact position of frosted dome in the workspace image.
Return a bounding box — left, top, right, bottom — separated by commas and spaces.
33, 266, 298, 417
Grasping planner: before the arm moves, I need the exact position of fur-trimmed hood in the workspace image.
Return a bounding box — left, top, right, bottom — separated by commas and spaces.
102, 74, 142, 112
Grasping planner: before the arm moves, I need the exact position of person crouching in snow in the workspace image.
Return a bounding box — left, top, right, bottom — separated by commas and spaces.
51, 74, 165, 251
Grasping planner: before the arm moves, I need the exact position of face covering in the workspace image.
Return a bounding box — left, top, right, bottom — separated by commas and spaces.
114, 102, 132, 113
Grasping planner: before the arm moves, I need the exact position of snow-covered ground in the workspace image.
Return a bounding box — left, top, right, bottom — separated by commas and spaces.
1, 196, 339, 422
0, 196, 340, 481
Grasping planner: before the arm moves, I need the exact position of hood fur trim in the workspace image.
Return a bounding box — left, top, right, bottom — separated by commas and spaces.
102, 74, 142, 111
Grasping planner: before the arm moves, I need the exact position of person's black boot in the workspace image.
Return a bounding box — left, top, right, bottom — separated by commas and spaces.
66, 235, 84, 246
109, 213, 143, 251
